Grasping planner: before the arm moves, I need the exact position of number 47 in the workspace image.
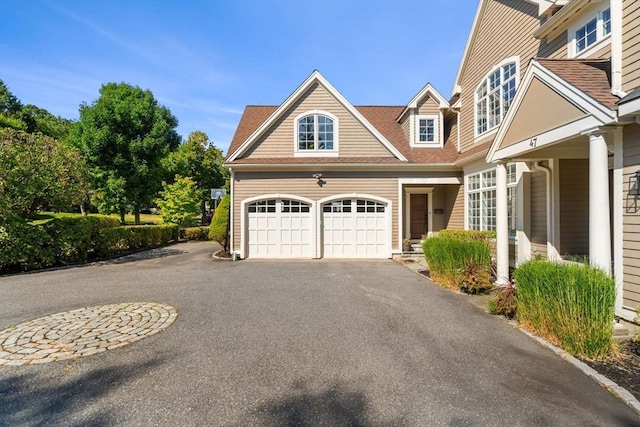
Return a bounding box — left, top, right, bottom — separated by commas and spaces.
529, 137, 537, 148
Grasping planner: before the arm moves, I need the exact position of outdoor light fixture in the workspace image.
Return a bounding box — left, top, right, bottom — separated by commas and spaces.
312, 173, 325, 187
632, 170, 640, 196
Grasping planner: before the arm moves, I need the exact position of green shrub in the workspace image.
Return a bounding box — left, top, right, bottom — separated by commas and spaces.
423, 236, 492, 293
97, 224, 179, 258
0, 219, 54, 272
514, 259, 615, 358
488, 284, 517, 319
437, 229, 496, 242
181, 226, 210, 241
209, 195, 230, 252
0, 214, 120, 273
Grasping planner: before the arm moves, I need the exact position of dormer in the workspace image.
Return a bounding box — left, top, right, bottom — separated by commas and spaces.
534, 0, 612, 59
397, 83, 449, 148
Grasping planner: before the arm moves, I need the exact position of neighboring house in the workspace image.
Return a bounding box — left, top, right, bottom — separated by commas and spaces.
225, 0, 639, 321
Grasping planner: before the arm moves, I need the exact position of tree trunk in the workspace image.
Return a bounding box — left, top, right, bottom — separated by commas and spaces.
134, 206, 141, 225
119, 207, 126, 226
201, 199, 206, 225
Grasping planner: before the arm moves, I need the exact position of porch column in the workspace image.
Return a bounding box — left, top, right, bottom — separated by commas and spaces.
588, 131, 611, 275
495, 162, 509, 285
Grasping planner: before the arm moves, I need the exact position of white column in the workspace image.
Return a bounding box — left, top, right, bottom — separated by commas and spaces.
612, 127, 624, 314
588, 131, 611, 275
496, 162, 509, 285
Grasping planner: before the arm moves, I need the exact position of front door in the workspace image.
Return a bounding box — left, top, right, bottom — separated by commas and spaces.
410, 194, 428, 239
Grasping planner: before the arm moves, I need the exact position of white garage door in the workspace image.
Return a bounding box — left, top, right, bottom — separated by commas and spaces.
323, 199, 388, 258
247, 199, 313, 258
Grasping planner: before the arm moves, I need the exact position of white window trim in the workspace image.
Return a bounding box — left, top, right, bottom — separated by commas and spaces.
568, 2, 611, 59
412, 114, 441, 147
293, 110, 339, 157
474, 56, 520, 140
465, 163, 517, 235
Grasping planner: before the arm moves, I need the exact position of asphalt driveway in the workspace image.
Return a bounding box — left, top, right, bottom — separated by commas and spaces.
0, 242, 638, 426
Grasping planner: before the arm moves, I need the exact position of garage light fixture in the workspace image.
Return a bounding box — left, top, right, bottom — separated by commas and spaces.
631, 170, 640, 196
312, 173, 325, 187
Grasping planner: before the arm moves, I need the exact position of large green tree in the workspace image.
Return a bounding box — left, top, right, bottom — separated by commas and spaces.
0, 79, 74, 140
0, 128, 89, 220
70, 82, 181, 224
163, 130, 227, 223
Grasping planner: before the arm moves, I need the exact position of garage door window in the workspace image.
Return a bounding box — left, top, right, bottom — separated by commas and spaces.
282, 200, 310, 213
356, 200, 385, 213
248, 200, 276, 213
323, 199, 351, 213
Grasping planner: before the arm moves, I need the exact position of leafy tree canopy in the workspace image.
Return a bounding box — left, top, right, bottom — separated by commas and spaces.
70, 82, 181, 224
156, 175, 200, 227
0, 79, 74, 140
163, 130, 228, 221
0, 128, 89, 220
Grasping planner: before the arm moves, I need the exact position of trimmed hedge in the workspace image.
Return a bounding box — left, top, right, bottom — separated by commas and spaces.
180, 226, 210, 241
0, 216, 177, 273
422, 235, 493, 294
515, 259, 615, 358
209, 195, 230, 252
96, 224, 179, 258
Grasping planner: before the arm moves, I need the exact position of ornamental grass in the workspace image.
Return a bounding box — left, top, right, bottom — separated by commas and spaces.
514, 259, 615, 358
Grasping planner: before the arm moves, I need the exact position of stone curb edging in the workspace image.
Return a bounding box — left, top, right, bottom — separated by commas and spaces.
519, 329, 640, 416
397, 259, 640, 417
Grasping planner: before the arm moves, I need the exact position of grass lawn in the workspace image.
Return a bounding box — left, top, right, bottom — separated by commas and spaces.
31, 212, 163, 225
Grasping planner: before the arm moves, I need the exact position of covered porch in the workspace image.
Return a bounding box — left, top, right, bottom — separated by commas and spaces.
487, 58, 626, 314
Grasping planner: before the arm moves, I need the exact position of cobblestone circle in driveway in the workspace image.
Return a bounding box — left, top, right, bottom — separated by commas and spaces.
0, 302, 177, 366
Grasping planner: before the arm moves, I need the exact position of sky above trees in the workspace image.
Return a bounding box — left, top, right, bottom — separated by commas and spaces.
0, 0, 477, 154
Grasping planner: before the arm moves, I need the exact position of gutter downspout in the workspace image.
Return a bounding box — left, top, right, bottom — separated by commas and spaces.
532, 161, 560, 260
456, 108, 461, 153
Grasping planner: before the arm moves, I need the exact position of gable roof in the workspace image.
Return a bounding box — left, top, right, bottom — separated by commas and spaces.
226, 70, 407, 163
225, 105, 460, 166
486, 57, 619, 162
397, 83, 449, 122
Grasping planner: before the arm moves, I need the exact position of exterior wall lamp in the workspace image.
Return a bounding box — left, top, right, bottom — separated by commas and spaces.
631, 170, 640, 196
313, 173, 325, 187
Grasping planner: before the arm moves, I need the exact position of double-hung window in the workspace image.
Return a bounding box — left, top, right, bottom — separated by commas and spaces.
570, 5, 611, 57
467, 164, 517, 234
295, 111, 337, 156
417, 116, 437, 143
475, 59, 518, 137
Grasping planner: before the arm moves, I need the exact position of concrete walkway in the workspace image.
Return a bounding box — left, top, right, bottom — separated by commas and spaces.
0, 242, 638, 426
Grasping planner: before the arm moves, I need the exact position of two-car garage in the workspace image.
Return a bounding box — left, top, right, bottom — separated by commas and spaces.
243, 195, 390, 259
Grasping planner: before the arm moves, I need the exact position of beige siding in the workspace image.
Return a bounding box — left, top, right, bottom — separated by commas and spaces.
539, 31, 568, 59
458, 0, 540, 155
587, 43, 611, 60
232, 172, 399, 251
500, 78, 585, 149
242, 83, 392, 159
431, 185, 462, 233
622, 0, 640, 92
445, 184, 464, 230
400, 114, 410, 144
417, 97, 440, 116
530, 170, 548, 258
444, 113, 459, 153
559, 159, 589, 256
622, 124, 640, 310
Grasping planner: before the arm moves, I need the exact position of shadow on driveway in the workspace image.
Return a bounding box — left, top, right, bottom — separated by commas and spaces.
0, 356, 166, 426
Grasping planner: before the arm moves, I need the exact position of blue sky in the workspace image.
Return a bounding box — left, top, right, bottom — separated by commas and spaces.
0, 0, 477, 154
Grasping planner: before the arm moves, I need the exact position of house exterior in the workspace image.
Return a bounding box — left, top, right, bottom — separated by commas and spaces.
225, 0, 639, 321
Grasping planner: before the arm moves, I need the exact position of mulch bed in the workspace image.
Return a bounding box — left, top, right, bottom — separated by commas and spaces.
581, 340, 640, 401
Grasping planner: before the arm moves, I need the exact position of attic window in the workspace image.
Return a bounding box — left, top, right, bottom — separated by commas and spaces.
569, 4, 611, 58
294, 111, 338, 157
416, 115, 438, 144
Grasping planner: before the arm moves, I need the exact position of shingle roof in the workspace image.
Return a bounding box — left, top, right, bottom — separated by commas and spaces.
226, 105, 460, 165
535, 58, 619, 110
